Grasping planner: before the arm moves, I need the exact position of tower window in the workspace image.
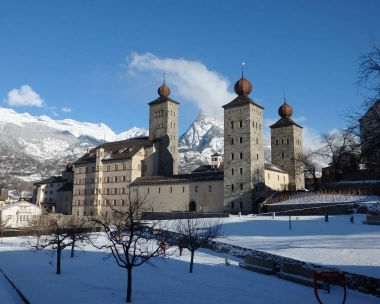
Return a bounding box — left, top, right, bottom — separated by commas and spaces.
256, 138, 258, 144
281, 152, 285, 158
230, 121, 234, 129
231, 153, 234, 160
257, 154, 259, 160
231, 184, 235, 191
239, 121, 243, 128
240, 168, 243, 174
287, 139, 290, 144
275, 140, 278, 145
239, 152, 243, 159
281, 139, 284, 144
209, 185, 212, 192
240, 201, 243, 209
230, 138, 234, 145
231, 168, 234, 175
231, 201, 235, 209
158, 187, 161, 193
252, 121, 255, 128
195, 186, 198, 192
240, 184, 243, 190
239, 137, 243, 143
170, 187, 172, 193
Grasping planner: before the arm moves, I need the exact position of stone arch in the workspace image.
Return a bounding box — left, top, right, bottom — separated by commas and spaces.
253, 197, 267, 214
189, 200, 197, 212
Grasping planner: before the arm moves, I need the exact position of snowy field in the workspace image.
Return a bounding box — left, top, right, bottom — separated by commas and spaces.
0, 213, 379, 304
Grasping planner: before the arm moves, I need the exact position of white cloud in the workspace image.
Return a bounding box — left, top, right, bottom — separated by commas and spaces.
127, 52, 236, 115
4, 85, 45, 107
293, 116, 306, 123
62, 108, 72, 113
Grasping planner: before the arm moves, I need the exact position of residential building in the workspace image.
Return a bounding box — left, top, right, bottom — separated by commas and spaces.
0, 201, 42, 228
32, 164, 74, 213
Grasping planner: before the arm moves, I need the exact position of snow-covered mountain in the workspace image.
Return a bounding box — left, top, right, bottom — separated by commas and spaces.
178, 114, 224, 172
0, 108, 270, 180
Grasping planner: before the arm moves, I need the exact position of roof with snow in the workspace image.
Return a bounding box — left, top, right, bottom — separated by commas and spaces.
264, 163, 288, 174
74, 136, 154, 165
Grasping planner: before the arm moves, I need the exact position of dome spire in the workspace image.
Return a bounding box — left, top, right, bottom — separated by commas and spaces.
157, 72, 170, 97
278, 95, 293, 118
234, 63, 252, 96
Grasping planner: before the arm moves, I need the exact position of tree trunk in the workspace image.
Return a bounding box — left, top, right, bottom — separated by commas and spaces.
57, 243, 61, 274
189, 250, 195, 273
126, 267, 132, 302
71, 239, 75, 258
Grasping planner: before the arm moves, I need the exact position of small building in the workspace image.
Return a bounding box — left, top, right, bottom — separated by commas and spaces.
0, 201, 43, 228
32, 164, 74, 213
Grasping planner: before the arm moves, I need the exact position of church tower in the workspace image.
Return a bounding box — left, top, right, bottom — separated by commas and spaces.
270, 97, 305, 190
222, 71, 265, 214
148, 78, 179, 175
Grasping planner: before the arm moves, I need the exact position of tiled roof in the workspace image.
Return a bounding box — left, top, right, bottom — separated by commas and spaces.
148, 95, 179, 105
269, 117, 302, 129
264, 163, 288, 174
222, 95, 264, 110
33, 176, 64, 186
74, 137, 153, 165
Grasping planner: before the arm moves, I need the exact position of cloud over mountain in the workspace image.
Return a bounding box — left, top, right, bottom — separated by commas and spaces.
127, 52, 235, 116
4, 85, 45, 107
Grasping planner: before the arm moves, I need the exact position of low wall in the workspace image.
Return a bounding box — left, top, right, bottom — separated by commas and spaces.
141, 212, 229, 220
206, 241, 380, 297
264, 202, 357, 215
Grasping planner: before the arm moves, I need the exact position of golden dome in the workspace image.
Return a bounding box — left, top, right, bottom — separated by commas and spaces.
278, 102, 293, 118
157, 84, 170, 97
234, 77, 252, 96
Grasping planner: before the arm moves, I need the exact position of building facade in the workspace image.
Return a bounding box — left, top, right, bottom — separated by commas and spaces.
68, 74, 305, 216
270, 100, 305, 191
0, 201, 42, 228
222, 76, 265, 213
32, 164, 74, 213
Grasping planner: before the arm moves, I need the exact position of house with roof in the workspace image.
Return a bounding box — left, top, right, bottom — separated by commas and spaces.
0, 201, 43, 228
31, 164, 74, 213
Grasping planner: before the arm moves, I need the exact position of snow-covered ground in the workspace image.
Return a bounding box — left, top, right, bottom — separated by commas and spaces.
0, 213, 379, 303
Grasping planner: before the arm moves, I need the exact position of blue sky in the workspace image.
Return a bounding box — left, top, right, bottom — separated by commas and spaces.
0, 1, 379, 148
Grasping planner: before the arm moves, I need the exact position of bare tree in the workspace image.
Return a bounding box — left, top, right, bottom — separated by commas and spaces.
318, 130, 359, 181
295, 149, 323, 190
343, 37, 380, 171
356, 37, 380, 102
0, 210, 10, 244
174, 216, 225, 273
27, 212, 50, 248
66, 215, 88, 258
30, 215, 77, 274
89, 195, 169, 303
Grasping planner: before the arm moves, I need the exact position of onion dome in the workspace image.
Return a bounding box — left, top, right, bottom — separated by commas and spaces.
234, 77, 252, 96
157, 84, 170, 97
65, 162, 73, 172
278, 102, 293, 118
